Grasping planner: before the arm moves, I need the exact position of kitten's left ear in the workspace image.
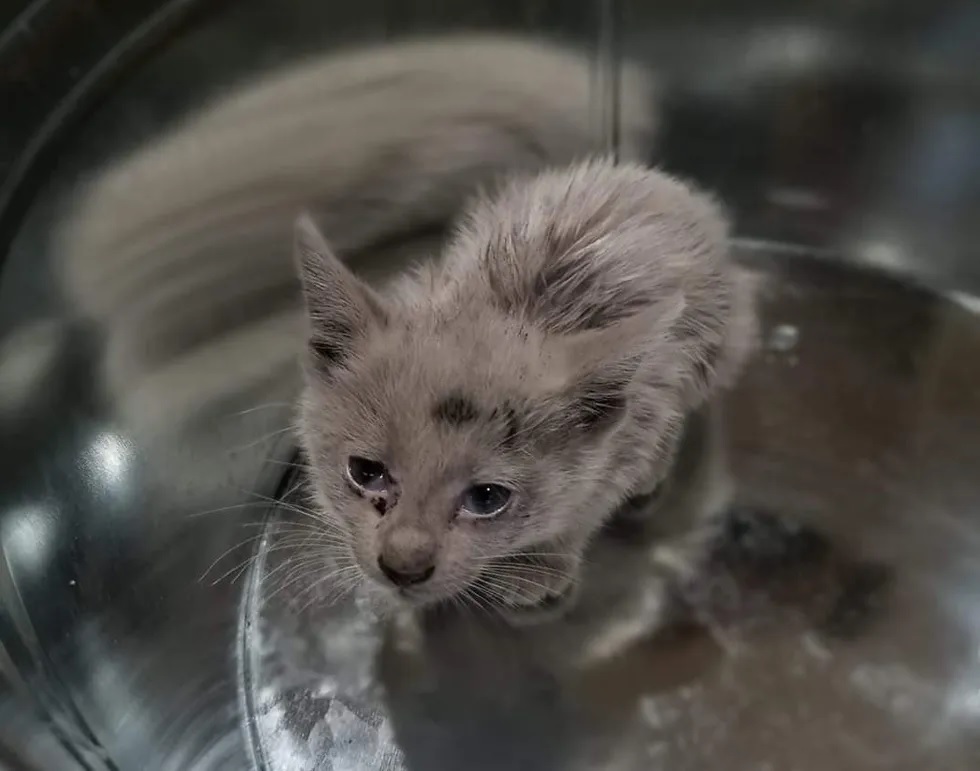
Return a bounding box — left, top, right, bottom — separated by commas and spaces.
294, 213, 387, 370
528, 294, 686, 437
547, 296, 690, 434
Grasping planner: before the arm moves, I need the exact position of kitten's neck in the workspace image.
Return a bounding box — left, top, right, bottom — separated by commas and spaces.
604, 404, 718, 539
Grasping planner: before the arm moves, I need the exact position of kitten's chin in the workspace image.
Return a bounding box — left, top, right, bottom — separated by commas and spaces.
355, 581, 405, 616
359, 576, 453, 613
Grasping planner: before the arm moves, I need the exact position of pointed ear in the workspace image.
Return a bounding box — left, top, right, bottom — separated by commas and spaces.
457, 160, 750, 408
294, 213, 386, 371
545, 298, 689, 435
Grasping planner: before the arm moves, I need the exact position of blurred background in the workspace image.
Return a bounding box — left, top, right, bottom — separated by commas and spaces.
1, 1, 979, 769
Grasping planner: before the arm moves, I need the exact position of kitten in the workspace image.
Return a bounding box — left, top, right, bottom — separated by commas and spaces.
295, 157, 756, 617
51, 35, 658, 635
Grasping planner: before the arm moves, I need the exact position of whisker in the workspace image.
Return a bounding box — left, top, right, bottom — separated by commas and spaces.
245, 490, 318, 516
198, 533, 266, 583
259, 521, 332, 536
481, 565, 573, 585
294, 565, 363, 613
206, 539, 317, 587
263, 557, 328, 596
472, 578, 522, 609
267, 528, 350, 548
264, 458, 312, 471
479, 572, 571, 607
481, 558, 572, 574
261, 551, 326, 587
463, 584, 498, 616
481, 550, 577, 561
186, 500, 270, 520
240, 491, 341, 531
229, 401, 294, 418
266, 558, 356, 604
227, 425, 296, 454
278, 473, 310, 501
203, 529, 343, 587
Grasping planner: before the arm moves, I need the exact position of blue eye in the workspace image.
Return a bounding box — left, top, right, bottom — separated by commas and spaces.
346, 456, 389, 493
460, 484, 512, 519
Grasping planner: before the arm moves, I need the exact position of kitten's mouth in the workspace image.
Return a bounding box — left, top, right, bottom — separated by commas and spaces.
372, 576, 445, 606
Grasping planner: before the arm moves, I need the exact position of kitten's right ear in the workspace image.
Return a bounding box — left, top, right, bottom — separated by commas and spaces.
294, 213, 386, 370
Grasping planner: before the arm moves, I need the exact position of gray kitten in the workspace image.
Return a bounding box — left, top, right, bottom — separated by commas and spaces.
296, 158, 756, 618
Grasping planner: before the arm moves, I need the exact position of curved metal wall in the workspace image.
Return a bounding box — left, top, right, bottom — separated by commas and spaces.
1, 1, 979, 769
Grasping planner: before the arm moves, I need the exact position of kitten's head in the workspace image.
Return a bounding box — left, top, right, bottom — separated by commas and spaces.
295, 159, 752, 608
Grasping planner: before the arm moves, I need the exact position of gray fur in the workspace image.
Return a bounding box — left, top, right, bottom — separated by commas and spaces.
296, 158, 757, 614
56, 34, 656, 439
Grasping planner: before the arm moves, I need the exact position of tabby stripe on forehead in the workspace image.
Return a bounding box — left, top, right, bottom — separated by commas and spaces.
501, 404, 521, 447
489, 403, 521, 448
432, 392, 480, 426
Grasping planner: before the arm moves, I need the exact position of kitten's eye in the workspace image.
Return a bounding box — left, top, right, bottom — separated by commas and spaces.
346, 456, 389, 493
459, 484, 512, 519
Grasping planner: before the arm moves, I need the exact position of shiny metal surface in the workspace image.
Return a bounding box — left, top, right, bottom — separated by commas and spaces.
2, 1, 980, 769
244, 255, 980, 770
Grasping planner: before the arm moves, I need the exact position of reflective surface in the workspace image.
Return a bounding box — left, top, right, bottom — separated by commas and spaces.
244, 254, 980, 770
2, 1, 980, 769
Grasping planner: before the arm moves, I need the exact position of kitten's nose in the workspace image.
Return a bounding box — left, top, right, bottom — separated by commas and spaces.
378, 525, 437, 587
378, 557, 435, 587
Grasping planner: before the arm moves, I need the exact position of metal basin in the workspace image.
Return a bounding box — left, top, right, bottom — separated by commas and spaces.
1, 1, 979, 768
243, 252, 980, 770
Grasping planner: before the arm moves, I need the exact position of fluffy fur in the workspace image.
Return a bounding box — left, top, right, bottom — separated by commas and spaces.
57, 34, 655, 440
296, 158, 756, 614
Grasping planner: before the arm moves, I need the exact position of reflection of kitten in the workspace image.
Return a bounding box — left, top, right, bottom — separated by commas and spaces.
296, 158, 757, 616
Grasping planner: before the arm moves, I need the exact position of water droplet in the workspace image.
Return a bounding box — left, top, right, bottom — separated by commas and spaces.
768, 324, 800, 353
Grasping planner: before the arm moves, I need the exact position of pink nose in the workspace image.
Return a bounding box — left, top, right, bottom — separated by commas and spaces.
377, 557, 435, 586
377, 525, 437, 586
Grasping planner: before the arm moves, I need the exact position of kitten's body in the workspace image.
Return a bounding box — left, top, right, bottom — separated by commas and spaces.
296, 159, 756, 617
56, 34, 751, 619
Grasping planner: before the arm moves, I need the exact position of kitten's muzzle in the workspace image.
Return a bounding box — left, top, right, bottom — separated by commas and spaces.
377, 524, 438, 587
377, 556, 435, 587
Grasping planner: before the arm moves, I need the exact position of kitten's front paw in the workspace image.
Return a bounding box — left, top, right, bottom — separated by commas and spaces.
498, 580, 581, 627
479, 551, 582, 626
